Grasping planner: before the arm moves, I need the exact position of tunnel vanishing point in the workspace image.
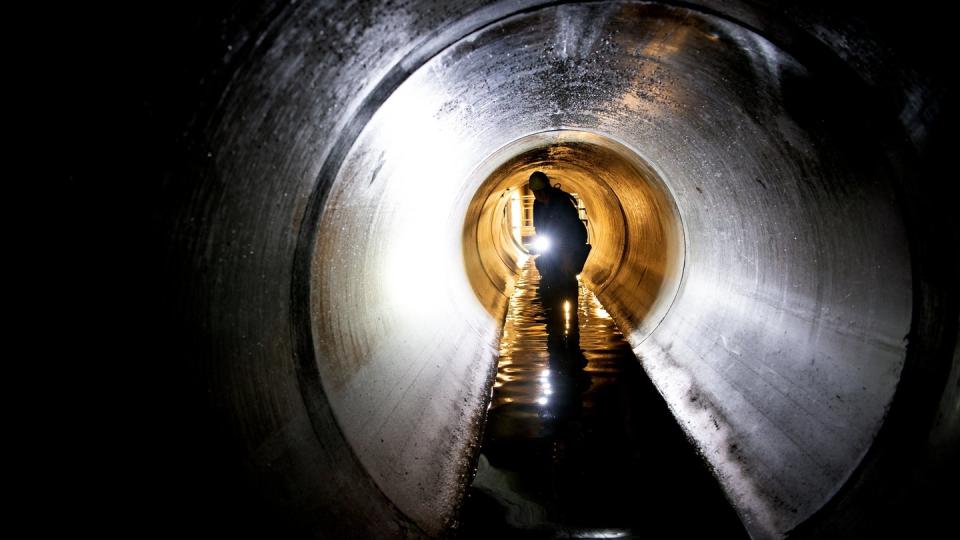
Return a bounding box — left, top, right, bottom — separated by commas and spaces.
133, 1, 958, 538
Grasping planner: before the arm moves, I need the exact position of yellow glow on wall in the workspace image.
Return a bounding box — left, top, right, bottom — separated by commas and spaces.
510, 190, 522, 245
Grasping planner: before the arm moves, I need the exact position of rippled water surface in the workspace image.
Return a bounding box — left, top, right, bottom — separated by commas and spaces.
457, 260, 748, 539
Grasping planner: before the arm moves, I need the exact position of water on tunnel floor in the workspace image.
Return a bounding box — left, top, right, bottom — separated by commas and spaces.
457, 259, 748, 539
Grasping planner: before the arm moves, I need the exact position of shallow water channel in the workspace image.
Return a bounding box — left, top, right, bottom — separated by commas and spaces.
457, 259, 748, 539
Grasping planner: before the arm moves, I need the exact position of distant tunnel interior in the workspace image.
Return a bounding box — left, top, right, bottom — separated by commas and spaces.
462, 131, 684, 338
164, 1, 958, 539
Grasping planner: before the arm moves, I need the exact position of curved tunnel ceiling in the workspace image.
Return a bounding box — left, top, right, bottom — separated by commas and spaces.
305, 2, 911, 536
161, 1, 959, 539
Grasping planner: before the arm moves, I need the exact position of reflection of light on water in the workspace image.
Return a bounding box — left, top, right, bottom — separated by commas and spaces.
538, 368, 552, 404
575, 531, 629, 539
586, 293, 611, 319
515, 252, 529, 269
564, 300, 571, 335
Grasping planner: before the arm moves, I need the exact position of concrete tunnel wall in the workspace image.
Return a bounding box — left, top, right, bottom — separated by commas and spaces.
158, 1, 958, 538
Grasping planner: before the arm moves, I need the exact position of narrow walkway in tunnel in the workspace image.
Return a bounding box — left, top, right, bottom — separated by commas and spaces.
457, 259, 749, 539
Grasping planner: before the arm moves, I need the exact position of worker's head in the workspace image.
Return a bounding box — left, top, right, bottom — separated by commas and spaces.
529, 171, 549, 201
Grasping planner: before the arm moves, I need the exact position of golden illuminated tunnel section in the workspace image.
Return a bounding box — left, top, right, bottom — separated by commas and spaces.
463, 130, 685, 342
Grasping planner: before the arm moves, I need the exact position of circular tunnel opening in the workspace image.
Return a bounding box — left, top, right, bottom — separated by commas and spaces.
288, 2, 928, 537
463, 129, 685, 342
107, 0, 960, 533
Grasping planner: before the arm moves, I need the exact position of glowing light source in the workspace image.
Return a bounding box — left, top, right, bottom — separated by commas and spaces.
533, 235, 551, 253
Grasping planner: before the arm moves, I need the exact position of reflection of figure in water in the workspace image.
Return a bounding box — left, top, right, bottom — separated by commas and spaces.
540, 288, 590, 422
537, 271, 591, 510
528, 169, 591, 396
529, 170, 592, 450
528, 171, 589, 303
462, 184, 593, 532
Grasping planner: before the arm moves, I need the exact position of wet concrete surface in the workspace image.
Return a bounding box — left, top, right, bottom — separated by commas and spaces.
111, 1, 959, 537
458, 259, 749, 539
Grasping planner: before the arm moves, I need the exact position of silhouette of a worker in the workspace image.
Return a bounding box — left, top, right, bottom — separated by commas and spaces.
528, 171, 589, 296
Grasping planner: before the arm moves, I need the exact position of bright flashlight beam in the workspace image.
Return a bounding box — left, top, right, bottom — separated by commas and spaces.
534, 236, 551, 253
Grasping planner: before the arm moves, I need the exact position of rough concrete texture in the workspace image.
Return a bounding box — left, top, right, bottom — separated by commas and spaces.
135, 1, 958, 538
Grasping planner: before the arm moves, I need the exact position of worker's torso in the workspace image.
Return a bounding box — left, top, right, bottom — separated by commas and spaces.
534, 191, 586, 247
